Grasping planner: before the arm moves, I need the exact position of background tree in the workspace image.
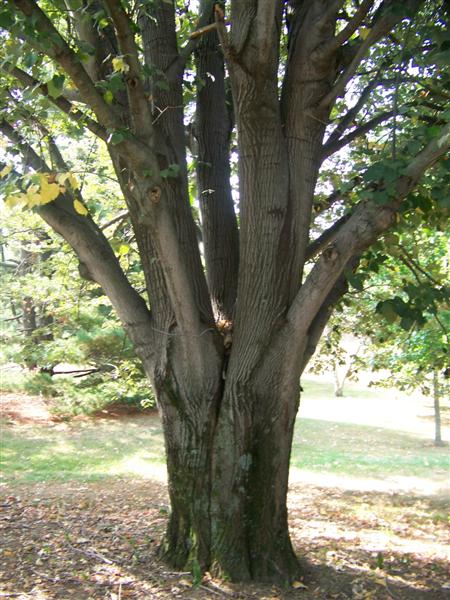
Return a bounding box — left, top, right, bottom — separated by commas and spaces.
1, 0, 449, 584
310, 224, 449, 443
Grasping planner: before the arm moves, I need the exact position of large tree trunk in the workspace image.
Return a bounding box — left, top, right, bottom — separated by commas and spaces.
158, 321, 305, 583
159, 377, 302, 583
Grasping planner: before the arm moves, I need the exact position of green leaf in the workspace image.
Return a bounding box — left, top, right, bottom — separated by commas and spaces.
0, 11, 14, 28
47, 74, 65, 99
23, 52, 38, 68
400, 316, 415, 331
160, 163, 180, 178
108, 131, 125, 145
376, 301, 398, 324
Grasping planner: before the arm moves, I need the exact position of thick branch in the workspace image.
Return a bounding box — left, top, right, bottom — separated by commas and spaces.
0, 120, 48, 173
299, 258, 359, 374
165, 0, 216, 84
195, 0, 239, 320
256, 0, 280, 67
103, 0, 153, 141
1, 118, 157, 373
305, 214, 350, 261
325, 77, 380, 148
288, 121, 450, 337
319, 0, 422, 109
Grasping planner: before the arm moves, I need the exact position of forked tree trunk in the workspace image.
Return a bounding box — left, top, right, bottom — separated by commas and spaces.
158, 353, 303, 583
155, 308, 309, 582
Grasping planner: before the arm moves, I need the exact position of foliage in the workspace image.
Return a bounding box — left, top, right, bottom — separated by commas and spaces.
0, 200, 155, 415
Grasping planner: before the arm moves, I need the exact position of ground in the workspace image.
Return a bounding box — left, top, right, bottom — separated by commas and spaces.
1, 379, 449, 599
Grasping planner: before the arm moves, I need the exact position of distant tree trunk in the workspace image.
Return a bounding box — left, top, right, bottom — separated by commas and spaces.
333, 341, 362, 397
333, 361, 346, 397
433, 371, 444, 447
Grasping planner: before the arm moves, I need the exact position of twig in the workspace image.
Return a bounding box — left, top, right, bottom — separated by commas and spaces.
190, 22, 218, 39
200, 583, 234, 597
66, 541, 115, 565
100, 211, 129, 231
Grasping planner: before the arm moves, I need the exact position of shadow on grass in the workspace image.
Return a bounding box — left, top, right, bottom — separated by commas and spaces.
2, 412, 449, 486
0, 416, 166, 484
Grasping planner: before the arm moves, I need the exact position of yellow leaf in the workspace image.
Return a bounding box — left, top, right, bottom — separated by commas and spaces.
73, 199, 88, 215
56, 172, 67, 185
26, 191, 43, 208
359, 27, 370, 40
112, 56, 129, 73
0, 164, 12, 178
68, 173, 79, 190
5, 193, 26, 208
57, 172, 79, 189
39, 178, 61, 204
292, 580, 308, 589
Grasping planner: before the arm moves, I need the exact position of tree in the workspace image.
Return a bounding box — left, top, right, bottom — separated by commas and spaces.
366, 227, 449, 446
1, 0, 449, 583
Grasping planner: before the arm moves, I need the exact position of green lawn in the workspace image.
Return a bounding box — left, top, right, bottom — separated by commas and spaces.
292, 418, 449, 476
0, 418, 166, 485
1, 379, 449, 486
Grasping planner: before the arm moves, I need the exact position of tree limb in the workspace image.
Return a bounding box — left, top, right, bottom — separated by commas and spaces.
299, 257, 359, 374
305, 214, 351, 261
256, 0, 280, 68
12, 0, 121, 132
195, 0, 239, 320
288, 121, 450, 337
322, 110, 395, 158
1, 118, 157, 373
101, 211, 130, 231
319, 0, 422, 109
165, 0, 216, 85
325, 77, 380, 148
103, 0, 154, 142
0, 119, 49, 173
2, 64, 108, 141
321, 0, 374, 55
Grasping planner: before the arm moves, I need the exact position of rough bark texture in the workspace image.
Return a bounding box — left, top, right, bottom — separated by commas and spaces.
3, 0, 449, 586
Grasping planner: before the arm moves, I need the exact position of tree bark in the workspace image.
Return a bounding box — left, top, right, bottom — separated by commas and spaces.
194, 3, 239, 321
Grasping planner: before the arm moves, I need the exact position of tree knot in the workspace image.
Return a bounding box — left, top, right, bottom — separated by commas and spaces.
149, 186, 161, 203
217, 319, 233, 351
323, 244, 339, 262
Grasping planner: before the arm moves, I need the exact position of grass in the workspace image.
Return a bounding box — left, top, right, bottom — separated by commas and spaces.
1, 377, 449, 486
291, 419, 448, 476
0, 418, 166, 485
